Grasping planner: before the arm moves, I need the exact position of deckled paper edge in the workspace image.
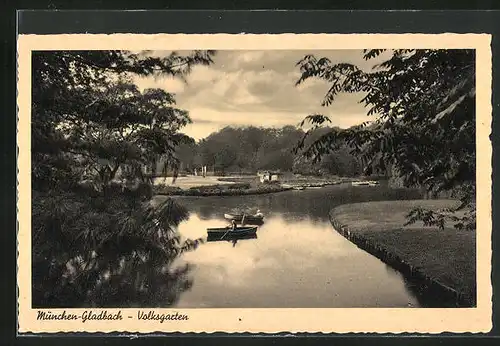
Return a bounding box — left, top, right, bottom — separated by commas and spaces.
17, 33, 493, 334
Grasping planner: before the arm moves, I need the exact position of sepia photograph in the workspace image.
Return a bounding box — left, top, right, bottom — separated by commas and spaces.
17, 33, 492, 333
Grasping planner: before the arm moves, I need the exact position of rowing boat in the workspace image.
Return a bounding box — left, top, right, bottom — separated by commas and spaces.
224, 213, 264, 223
206, 226, 258, 237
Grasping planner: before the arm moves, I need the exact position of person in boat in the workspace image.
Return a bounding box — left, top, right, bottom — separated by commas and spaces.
230, 219, 237, 231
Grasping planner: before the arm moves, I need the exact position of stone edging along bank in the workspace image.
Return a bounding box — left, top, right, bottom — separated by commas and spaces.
329, 212, 475, 307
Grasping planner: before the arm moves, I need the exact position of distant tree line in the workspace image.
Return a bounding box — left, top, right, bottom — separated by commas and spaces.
166, 125, 365, 177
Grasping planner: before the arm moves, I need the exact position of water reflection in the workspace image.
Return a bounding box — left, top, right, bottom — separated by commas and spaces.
160, 183, 455, 308
171, 217, 420, 308
399, 269, 472, 308
177, 184, 423, 224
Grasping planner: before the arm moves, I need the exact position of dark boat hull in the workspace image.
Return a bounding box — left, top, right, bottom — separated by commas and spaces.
224, 213, 264, 224
207, 233, 258, 242
206, 226, 258, 237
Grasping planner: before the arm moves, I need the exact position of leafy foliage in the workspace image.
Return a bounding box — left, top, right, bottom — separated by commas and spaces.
32, 50, 215, 307
295, 49, 476, 230
32, 189, 203, 307
169, 125, 362, 177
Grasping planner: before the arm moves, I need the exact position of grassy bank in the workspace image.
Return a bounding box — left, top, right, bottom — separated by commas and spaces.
218, 175, 357, 189
330, 199, 476, 306
153, 174, 371, 196
153, 182, 292, 197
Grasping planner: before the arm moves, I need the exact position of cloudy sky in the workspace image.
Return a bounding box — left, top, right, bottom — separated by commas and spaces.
134, 50, 386, 140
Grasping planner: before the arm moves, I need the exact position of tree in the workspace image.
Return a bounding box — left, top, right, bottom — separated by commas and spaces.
32, 50, 216, 307
58, 80, 193, 190
186, 125, 362, 176
174, 139, 198, 172
214, 144, 237, 175
319, 148, 362, 177
295, 49, 476, 230
257, 149, 294, 171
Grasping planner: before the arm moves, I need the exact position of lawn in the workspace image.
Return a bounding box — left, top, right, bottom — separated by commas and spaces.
153, 180, 291, 196
330, 199, 476, 304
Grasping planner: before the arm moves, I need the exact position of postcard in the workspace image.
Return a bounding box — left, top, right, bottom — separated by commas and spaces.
17, 33, 492, 334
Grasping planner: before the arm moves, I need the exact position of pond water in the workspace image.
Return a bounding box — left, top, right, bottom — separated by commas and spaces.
156, 182, 450, 308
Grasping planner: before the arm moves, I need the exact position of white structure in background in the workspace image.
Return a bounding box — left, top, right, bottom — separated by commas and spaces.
258, 170, 281, 183
194, 166, 207, 177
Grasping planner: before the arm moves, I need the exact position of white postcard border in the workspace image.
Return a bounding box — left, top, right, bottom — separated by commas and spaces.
17, 33, 493, 334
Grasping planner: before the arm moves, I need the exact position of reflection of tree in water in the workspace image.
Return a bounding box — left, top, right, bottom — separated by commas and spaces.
32, 191, 203, 308
87, 263, 196, 308
196, 204, 221, 220
383, 264, 474, 308
401, 276, 463, 308
181, 184, 424, 223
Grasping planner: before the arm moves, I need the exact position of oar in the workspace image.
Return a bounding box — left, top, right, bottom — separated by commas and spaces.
220, 220, 236, 240
221, 213, 246, 240
220, 226, 232, 240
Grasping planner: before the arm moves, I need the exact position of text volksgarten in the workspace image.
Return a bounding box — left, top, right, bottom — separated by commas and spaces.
37, 310, 189, 323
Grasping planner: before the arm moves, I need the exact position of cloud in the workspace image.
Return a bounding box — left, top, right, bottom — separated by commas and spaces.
182, 107, 369, 140
185, 65, 220, 84
135, 49, 385, 139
